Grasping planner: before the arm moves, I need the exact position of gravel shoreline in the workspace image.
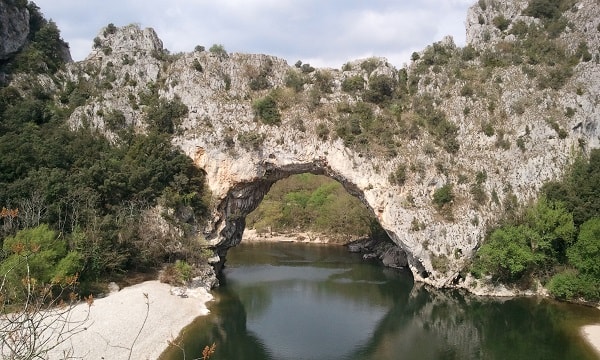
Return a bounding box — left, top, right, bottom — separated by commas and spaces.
582, 324, 600, 357
46, 280, 212, 360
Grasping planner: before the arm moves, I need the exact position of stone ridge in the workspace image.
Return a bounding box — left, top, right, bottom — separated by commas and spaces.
55, 1, 600, 291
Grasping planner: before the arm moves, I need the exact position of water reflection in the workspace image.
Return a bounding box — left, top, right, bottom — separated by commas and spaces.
160, 243, 600, 360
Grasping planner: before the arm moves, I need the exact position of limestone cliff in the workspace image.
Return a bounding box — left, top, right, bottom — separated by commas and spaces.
32, 0, 600, 289
0, 0, 29, 60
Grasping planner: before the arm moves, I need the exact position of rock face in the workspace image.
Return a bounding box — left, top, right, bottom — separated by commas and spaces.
347, 238, 409, 269
56, 0, 600, 289
0, 1, 29, 60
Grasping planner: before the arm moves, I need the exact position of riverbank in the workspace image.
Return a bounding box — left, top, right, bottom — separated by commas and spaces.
582, 324, 600, 357
46, 280, 212, 359
242, 228, 345, 244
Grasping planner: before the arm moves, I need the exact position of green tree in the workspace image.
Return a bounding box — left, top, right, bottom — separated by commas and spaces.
145, 96, 188, 134
524, 197, 574, 264
364, 74, 396, 104
0, 224, 82, 301
475, 225, 540, 281
568, 218, 600, 277
209, 44, 228, 58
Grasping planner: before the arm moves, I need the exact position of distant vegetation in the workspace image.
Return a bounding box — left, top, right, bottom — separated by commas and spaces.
246, 174, 387, 243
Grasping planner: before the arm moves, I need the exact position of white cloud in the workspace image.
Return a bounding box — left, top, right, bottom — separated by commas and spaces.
33, 0, 473, 68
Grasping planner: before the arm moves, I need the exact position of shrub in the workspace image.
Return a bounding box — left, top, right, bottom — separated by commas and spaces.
389, 164, 407, 186
237, 131, 265, 151
548, 270, 580, 299
145, 96, 189, 134
161, 260, 193, 285
314, 70, 334, 94
192, 59, 203, 72
537, 65, 573, 90
411, 218, 426, 231
301, 63, 315, 73
524, 0, 573, 20
223, 74, 231, 91
0, 225, 82, 302
461, 45, 478, 61
364, 74, 395, 104
460, 84, 474, 97
546, 118, 568, 139
471, 183, 487, 204
431, 254, 450, 272
575, 41, 592, 62
493, 15, 511, 31
253, 95, 281, 125
475, 170, 487, 184
360, 58, 379, 74
104, 109, 127, 131
517, 137, 526, 151
474, 225, 540, 281
509, 20, 530, 38
482, 122, 495, 136
284, 70, 305, 92
104, 23, 117, 36
209, 44, 228, 58
316, 123, 329, 140
341, 75, 365, 93
565, 107, 575, 118
433, 184, 454, 209
568, 218, 600, 277
249, 74, 270, 91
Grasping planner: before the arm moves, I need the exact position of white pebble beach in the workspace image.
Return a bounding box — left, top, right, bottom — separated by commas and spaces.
46, 280, 212, 360
582, 324, 600, 357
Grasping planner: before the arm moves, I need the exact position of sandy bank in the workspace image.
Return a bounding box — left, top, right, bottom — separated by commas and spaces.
582, 324, 600, 357
242, 228, 346, 244
46, 280, 212, 360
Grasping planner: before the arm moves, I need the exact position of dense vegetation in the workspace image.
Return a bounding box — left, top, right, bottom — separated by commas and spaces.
246, 174, 387, 243
471, 150, 600, 301
0, 4, 210, 301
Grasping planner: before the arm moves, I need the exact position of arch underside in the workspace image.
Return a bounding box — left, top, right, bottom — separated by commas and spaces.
204, 161, 427, 279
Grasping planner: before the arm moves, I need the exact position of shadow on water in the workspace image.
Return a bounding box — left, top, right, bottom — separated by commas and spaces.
160, 243, 600, 360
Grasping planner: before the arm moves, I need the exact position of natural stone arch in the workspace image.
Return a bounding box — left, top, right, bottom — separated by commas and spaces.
65, 5, 600, 289
203, 161, 428, 277
194, 154, 432, 284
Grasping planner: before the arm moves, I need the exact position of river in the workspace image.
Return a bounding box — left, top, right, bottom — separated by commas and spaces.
160, 242, 600, 360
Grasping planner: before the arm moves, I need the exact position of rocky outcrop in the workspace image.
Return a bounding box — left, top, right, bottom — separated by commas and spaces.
347, 237, 409, 269
46, 0, 600, 290
0, 1, 29, 60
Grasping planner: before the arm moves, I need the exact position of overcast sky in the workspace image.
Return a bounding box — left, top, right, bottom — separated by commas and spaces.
33, 0, 474, 69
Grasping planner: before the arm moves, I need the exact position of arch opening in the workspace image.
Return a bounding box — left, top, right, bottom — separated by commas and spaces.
204, 162, 418, 277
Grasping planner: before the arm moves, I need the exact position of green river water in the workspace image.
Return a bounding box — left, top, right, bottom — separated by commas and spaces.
161, 242, 600, 360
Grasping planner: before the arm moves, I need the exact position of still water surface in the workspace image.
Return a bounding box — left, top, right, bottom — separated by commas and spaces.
161, 242, 600, 360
